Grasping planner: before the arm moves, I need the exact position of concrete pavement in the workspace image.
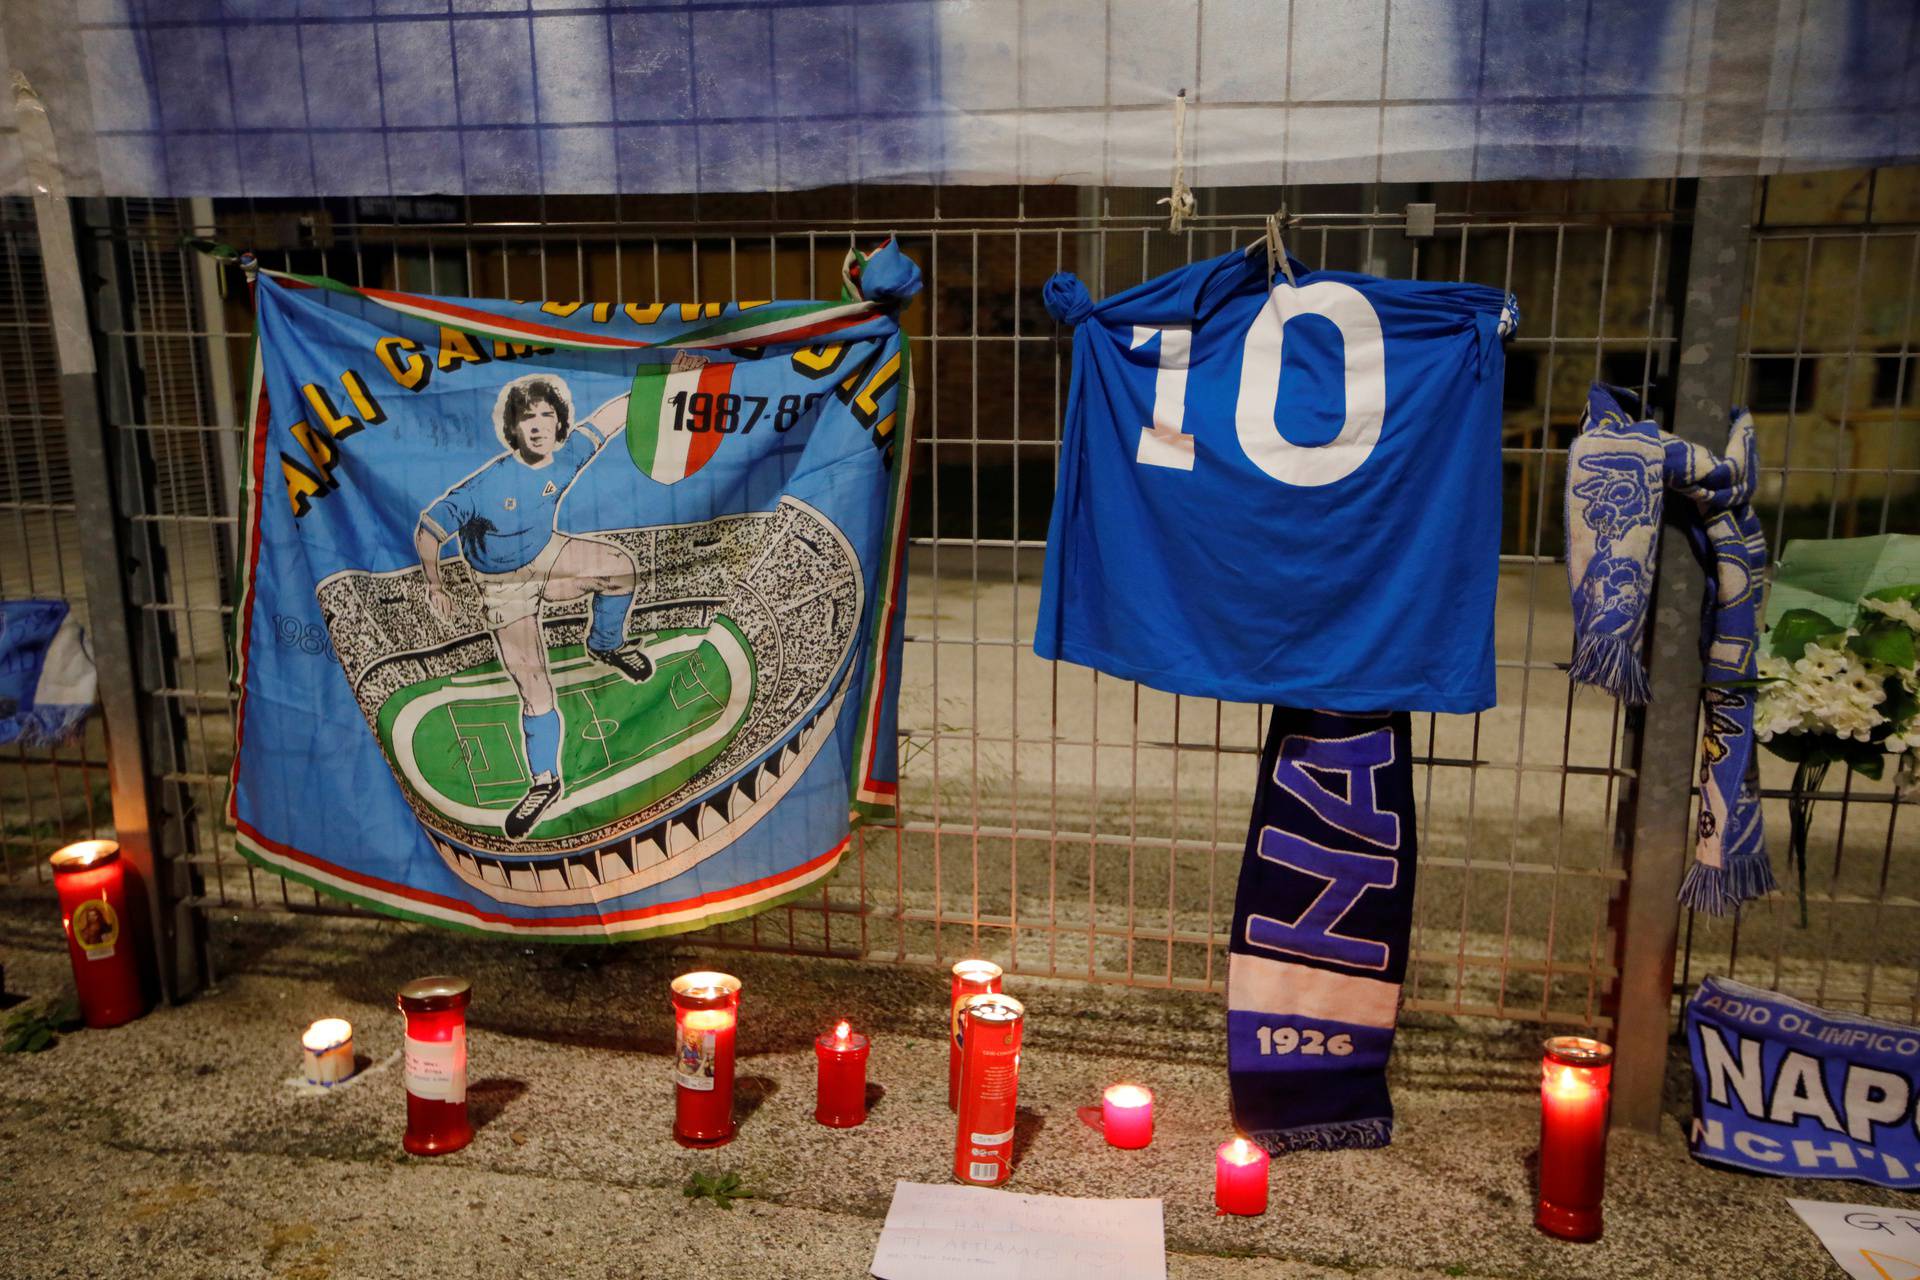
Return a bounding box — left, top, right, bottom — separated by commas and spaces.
2, 884, 1912, 1279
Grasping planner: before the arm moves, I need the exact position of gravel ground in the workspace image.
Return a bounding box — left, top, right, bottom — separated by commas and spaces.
3, 886, 1917, 1280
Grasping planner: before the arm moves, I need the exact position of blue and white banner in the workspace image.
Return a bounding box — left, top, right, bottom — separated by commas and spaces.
6, 2, 1915, 195
1037, 250, 1515, 712
229, 244, 918, 941
1228, 707, 1417, 1152
0, 600, 95, 748
1689, 976, 1920, 1189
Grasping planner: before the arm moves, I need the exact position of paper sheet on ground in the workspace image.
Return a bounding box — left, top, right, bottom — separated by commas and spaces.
870, 1181, 1166, 1280
1767, 535, 1920, 629
1790, 1198, 1920, 1279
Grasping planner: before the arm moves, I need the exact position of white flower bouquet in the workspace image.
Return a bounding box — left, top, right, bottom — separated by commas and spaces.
1752, 586, 1920, 924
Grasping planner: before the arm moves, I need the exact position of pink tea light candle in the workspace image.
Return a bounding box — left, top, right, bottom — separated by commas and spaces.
1101, 1084, 1153, 1149
1214, 1136, 1270, 1216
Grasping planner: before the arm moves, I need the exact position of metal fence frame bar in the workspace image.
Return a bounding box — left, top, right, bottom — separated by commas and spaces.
15, 82, 205, 1002
1609, 176, 1757, 1132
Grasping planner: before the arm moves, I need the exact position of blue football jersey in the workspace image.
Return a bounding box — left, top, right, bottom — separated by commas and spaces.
1036, 250, 1518, 712
421, 423, 605, 574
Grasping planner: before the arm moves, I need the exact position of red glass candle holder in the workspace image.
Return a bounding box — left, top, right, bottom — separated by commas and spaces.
49, 840, 144, 1029
1536, 1036, 1612, 1242
1102, 1084, 1154, 1149
954, 993, 1025, 1186
672, 971, 742, 1148
1215, 1136, 1270, 1215
948, 960, 1003, 1110
815, 1019, 870, 1127
397, 975, 473, 1156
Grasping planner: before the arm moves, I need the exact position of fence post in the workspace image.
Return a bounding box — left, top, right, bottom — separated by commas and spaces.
13, 78, 206, 1004
1609, 175, 1756, 1133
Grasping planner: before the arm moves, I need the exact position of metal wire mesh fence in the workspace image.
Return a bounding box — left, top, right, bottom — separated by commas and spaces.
1678, 169, 1920, 1025
0, 195, 112, 881
4, 173, 1913, 1038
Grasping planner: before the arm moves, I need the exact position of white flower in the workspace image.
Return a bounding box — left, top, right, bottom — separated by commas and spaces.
1846, 672, 1887, 704
1861, 594, 1920, 632
1760, 641, 1889, 742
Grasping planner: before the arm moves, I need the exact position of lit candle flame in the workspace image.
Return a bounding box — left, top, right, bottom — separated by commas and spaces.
1226, 1136, 1260, 1165
672, 970, 741, 1001
301, 1018, 352, 1052
834, 1019, 852, 1043
49, 839, 119, 871
1105, 1084, 1151, 1108
1549, 1065, 1588, 1098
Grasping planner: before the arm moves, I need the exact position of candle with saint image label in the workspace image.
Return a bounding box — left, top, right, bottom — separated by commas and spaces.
814, 1019, 870, 1128
397, 975, 472, 1155
49, 841, 144, 1029
672, 971, 742, 1147
1536, 1036, 1611, 1242
1214, 1136, 1270, 1215
948, 960, 1003, 1111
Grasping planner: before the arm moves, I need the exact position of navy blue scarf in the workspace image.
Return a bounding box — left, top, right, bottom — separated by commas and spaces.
1228, 707, 1417, 1152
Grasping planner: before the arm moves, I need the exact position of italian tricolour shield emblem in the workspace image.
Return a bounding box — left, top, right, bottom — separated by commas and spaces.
627, 358, 738, 484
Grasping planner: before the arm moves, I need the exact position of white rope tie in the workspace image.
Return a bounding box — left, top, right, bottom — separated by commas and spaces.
1157, 89, 1196, 234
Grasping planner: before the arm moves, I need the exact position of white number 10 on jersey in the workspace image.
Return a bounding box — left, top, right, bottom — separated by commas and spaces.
1131, 281, 1388, 488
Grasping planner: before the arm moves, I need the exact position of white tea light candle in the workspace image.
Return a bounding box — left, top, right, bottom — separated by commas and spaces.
301, 1018, 355, 1086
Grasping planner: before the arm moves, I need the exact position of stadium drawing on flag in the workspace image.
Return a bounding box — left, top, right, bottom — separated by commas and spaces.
227, 241, 919, 939
314, 499, 863, 907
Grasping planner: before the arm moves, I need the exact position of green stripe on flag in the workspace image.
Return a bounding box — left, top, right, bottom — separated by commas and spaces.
627, 363, 671, 480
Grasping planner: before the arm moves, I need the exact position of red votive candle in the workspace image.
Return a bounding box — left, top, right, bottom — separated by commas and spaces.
948, 959, 1003, 1110
396, 975, 473, 1156
49, 840, 144, 1029
1214, 1136, 1270, 1215
672, 971, 741, 1147
814, 1019, 871, 1127
954, 993, 1025, 1186
1537, 1036, 1612, 1241
1102, 1084, 1154, 1149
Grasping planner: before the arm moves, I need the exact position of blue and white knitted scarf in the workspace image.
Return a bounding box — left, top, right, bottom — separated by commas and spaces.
1228, 707, 1417, 1152
1565, 383, 1772, 914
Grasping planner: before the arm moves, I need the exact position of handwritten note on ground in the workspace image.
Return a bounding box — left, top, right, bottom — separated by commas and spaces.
870, 1181, 1166, 1280
1790, 1199, 1920, 1280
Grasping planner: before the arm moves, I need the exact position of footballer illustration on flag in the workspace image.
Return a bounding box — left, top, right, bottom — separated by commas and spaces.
228, 241, 919, 939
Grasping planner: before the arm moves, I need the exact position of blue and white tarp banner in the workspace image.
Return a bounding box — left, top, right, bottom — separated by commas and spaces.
6, 2, 1916, 195
1228, 707, 1417, 1153
0, 600, 95, 748
1689, 975, 1920, 1189
229, 244, 917, 941
1037, 250, 1516, 713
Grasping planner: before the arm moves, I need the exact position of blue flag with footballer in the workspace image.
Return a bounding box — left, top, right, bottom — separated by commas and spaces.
230, 243, 918, 940
1038, 250, 1518, 712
